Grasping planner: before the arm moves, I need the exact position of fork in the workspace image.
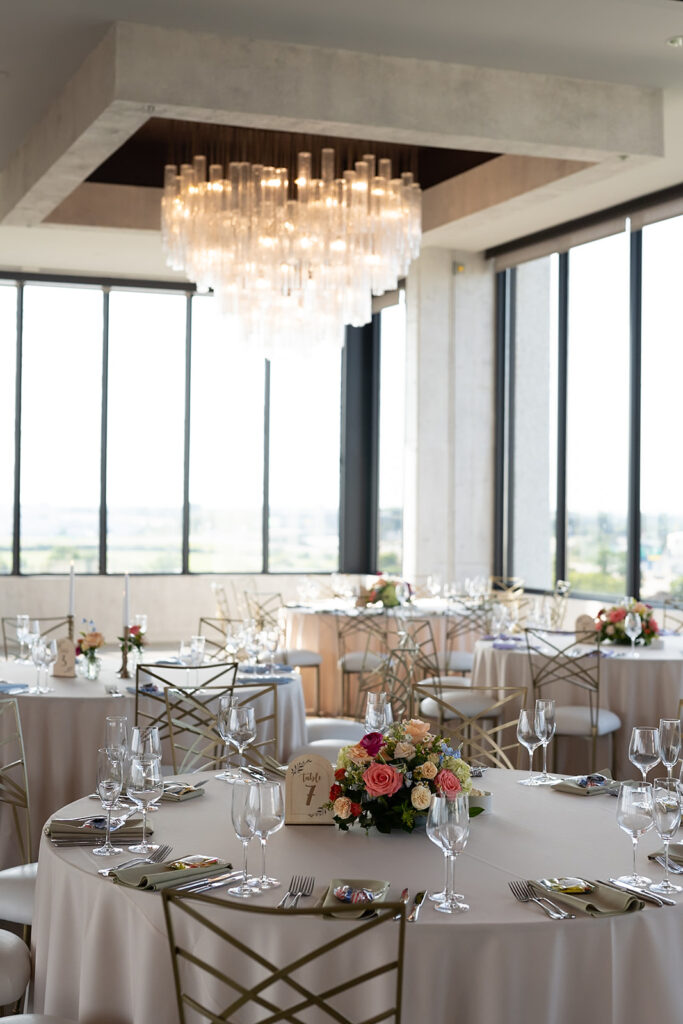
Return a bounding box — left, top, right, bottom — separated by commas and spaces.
654, 856, 683, 874
508, 880, 572, 919
98, 842, 172, 877
277, 874, 302, 909
289, 875, 315, 908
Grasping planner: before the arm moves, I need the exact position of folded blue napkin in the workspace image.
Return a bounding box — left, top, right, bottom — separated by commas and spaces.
154, 658, 183, 665
492, 640, 522, 650
238, 663, 295, 674
0, 681, 29, 693
126, 683, 161, 696
236, 673, 292, 686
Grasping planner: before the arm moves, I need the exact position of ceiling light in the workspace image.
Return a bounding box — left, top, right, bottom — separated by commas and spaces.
161, 148, 421, 358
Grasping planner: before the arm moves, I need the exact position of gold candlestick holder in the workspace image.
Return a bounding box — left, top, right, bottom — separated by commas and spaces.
67, 614, 74, 641
118, 625, 130, 679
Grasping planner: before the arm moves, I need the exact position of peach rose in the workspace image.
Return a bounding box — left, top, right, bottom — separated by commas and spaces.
416, 760, 437, 780
435, 769, 461, 798
347, 743, 372, 765
333, 797, 352, 819
80, 631, 104, 651
363, 762, 403, 798
404, 719, 430, 743
393, 741, 416, 760
411, 785, 432, 811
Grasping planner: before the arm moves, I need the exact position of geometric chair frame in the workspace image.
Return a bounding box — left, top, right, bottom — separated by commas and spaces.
335, 611, 390, 717
2, 615, 71, 661
0, 698, 31, 864
663, 598, 683, 635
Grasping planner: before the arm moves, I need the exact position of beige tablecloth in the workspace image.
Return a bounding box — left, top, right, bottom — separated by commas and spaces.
0, 654, 305, 866
472, 636, 683, 778
32, 768, 683, 1024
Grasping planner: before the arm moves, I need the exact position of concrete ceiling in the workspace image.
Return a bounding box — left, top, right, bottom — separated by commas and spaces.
0, 0, 681, 275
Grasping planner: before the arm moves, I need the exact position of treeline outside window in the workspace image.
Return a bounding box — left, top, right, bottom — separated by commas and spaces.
502, 214, 683, 601
0, 278, 343, 575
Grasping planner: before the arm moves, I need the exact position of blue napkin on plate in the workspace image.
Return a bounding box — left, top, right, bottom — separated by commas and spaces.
238, 663, 295, 674
154, 658, 183, 665
492, 640, 522, 650
0, 681, 29, 693
126, 683, 161, 696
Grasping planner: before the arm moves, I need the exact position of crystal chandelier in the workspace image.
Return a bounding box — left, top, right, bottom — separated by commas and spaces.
161, 148, 421, 358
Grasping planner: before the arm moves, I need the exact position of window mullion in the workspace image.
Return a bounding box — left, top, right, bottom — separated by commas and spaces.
555, 252, 569, 583
627, 229, 643, 598
12, 281, 23, 575
99, 288, 110, 574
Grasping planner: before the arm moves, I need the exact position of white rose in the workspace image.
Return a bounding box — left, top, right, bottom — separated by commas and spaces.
393, 741, 416, 760
333, 797, 352, 819
411, 785, 432, 811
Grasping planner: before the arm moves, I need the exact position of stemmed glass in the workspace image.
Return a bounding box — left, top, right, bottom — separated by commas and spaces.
615, 781, 654, 887
624, 611, 642, 657
127, 754, 163, 854
105, 715, 129, 810
40, 640, 57, 692
15, 615, 29, 661
228, 705, 256, 771
517, 707, 544, 785
216, 695, 240, 783
658, 719, 681, 780
427, 793, 469, 913
129, 726, 161, 810
92, 748, 124, 857
228, 780, 257, 898
365, 691, 388, 734
628, 726, 661, 784
650, 778, 683, 895
249, 781, 284, 890
134, 614, 148, 635
26, 620, 40, 653
29, 640, 44, 694
427, 797, 465, 905
534, 698, 556, 785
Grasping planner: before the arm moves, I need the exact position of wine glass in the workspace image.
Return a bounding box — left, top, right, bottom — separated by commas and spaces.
228, 705, 256, 771
105, 715, 129, 809
92, 748, 124, 857
427, 575, 441, 599
40, 639, 57, 693
517, 707, 544, 786
624, 611, 642, 657
629, 726, 661, 784
249, 781, 284, 890
29, 639, 45, 695
658, 719, 681, 780
129, 726, 162, 810
428, 792, 469, 913
26, 619, 40, 652
427, 795, 465, 904
15, 615, 29, 661
216, 695, 240, 783
127, 754, 163, 854
134, 613, 148, 635
228, 780, 257, 898
534, 698, 556, 785
178, 640, 194, 686
615, 780, 654, 887
364, 691, 388, 734
650, 778, 683, 895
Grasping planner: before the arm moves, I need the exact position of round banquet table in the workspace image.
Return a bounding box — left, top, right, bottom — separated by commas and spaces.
472, 636, 683, 778
0, 654, 306, 866
284, 600, 481, 715
32, 768, 682, 1024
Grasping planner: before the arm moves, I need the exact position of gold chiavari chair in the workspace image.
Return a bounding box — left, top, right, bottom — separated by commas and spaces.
411, 681, 527, 768
197, 616, 244, 662
1, 615, 72, 661
525, 628, 621, 774
162, 891, 406, 1024
357, 617, 439, 722
0, 699, 37, 932
335, 610, 390, 717
245, 593, 323, 713
245, 592, 284, 633
663, 598, 683, 635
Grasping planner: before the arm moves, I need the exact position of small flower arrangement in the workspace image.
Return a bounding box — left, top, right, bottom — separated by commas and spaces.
326, 718, 473, 834
364, 574, 413, 609
595, 600, 659, 646
75, 620, 104, 664
118, 623, 145, 654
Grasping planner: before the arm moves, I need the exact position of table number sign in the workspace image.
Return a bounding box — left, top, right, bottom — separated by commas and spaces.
285, 753, 335, 825
53, 638, 76, 678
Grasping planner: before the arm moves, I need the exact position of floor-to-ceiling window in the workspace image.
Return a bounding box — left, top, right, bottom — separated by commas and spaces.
377, 293, 406, 574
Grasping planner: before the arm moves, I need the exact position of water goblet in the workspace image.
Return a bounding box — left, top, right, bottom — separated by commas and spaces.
15, 615, 29, 661
129, 726, 162, 810
92, 748, 124, 857
658, 719, 681, 780
615, 780, 654, 887
427, 796, 465, 904
40, 639, 57, 693
624, 611, 642, 657
228, 780, 258, 898
249, 781, 284, 890
228, 705, 256, 770
534, 698, 556, 785
127, 754, 163, 854
650, 777, 683, 895
364, 691, 388, 734
517, 707, 544, 785
629, 726, 661, 784
215, 695, 240, 783
428, 792, 470, 913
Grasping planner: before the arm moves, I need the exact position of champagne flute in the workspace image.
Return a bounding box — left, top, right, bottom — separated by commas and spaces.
249, 781, 284, 890
427, 795, 465, 904
92, 748, 123, 857
216, 695, 240, 783
624, 611, 641, 657
15, 614, 29, 661
658, 719, 681, 780
650, 778, 682, 895
40, 639, 57, 693
429, 792, 469, 913
29, 640, 45, 695
127, 754, 163, 854
365, 691, 388, 734
228, 780, 257, 898
517, 707, 543, 786
628, 726, 661, 784
105, 715, 129, 810
615, 781, 654, 886
534, 698, 556, 784
228, 705, 256, 771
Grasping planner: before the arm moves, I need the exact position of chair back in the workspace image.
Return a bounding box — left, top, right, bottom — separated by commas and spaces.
445, 599, 493, 642
245, 592, 284, 633
0, 698, 31, 863
663, 599, 683, 635
525, 627, 602, 730
135, 662, 238, 754
162, 891, 406, 1024
197, 616, 244, 662
2, 615, 71, 660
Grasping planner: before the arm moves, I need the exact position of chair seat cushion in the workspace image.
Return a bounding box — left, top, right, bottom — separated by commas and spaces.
436, 650, 475, 673
420, 693, 496, 720
275, 649, 322, 667
0, 862, 37, 926
339, 651, 386, 673
554, 705, 622, 736
306, 718, 363, 743
0, 929, 30, 1006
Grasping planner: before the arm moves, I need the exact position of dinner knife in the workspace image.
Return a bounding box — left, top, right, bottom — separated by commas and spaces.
394, 888, 410, 920
598, 878, 673, 907
407, 890, 426, 922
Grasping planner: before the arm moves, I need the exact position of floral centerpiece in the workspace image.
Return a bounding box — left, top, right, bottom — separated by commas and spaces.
75, 621, 105, 679
326, 718, 473, 833
117, 623, 145, 655
362, 574, 413, 609
595, 600, 659, 646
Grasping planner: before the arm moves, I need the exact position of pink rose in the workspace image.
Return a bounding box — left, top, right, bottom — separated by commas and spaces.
360, 732, 385, 757
435, 769, 461, 798
608, 609, 626, 623
363, 762, 403, 798
649, 618, 659, 633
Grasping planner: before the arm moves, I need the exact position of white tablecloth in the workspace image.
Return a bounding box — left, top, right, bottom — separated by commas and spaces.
0, 654, 306, 866
472, 637, 683, 777
33, 769, 683, 1024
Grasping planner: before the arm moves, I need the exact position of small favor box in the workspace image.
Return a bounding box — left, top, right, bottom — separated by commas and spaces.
285, 753, 335, 825
53, 637, 76, 678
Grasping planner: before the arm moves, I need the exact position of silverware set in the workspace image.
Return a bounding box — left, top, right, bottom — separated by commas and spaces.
277, 875, 315, 909
98, 843, 173, 877
508, 880, 575, 919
